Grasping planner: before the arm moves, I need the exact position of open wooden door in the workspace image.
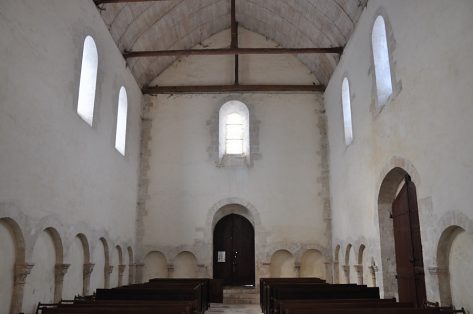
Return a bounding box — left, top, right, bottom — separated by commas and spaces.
392, 176, 426, 307
213, 214, 255, 286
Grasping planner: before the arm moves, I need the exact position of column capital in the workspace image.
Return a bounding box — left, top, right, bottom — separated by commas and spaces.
354, 264, 363, 273
118, 265, 126, 274
83, 263, 95, 277
342, 265, 350, 271
369, 265, 379, 274
105, 265, 114, 274
14, 264, 34, 285
55, 264, 70, 283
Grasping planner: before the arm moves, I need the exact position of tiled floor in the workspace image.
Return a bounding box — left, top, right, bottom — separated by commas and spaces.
206, 303, 262, 313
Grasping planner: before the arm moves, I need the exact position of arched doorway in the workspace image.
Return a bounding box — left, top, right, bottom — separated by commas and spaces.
378, 168, 426, 307
213, 214, 255, 286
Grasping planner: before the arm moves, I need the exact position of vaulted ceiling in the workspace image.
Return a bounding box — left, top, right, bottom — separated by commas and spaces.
97, 0, 368, 87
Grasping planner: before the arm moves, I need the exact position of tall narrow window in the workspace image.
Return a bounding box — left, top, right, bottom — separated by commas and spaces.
77, 36, 98, 126
219, 101, 250, 160
342, 78, 353, 146
115, 87, 128, 155
372, 16, 393, 107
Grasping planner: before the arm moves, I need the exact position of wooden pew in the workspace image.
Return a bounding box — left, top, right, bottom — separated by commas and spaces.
259, 278, 326, 312
95, 282, 204, 313
267, 284, 380, 314
278, 300, 413, 314
282, 308, 447, 314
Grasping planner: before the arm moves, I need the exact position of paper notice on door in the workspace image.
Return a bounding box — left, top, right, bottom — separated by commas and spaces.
218, 251, 226, 263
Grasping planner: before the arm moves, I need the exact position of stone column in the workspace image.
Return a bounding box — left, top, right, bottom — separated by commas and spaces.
128, 264, 134, 285
354, 264, 364, 285
82, 263, 95, 296
333, 262, 340, 284
342, 265, 350, 284
134, 264, 145, 283
118, 265, 126, 286
428, 266, 450, 306
324, 262, 333, 283
104, 265, 113, 288
369, 265, 379, 287
294, 263, 301, 277
54, 264, 70, 302
167, 264, 174, 280
11, 263, 34, 314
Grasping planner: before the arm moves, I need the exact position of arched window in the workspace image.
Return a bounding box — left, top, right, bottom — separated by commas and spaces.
77, 36, 98, 126
342, 78, 353, 146
372, 16, 393, 107
219, 101, 250, 160
115, 87, 128, 155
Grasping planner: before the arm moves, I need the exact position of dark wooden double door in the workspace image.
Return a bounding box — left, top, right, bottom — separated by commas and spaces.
213, 214, 255, 286
392, 177, 426, 307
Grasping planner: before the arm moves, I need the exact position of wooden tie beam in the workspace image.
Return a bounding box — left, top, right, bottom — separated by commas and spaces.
142, 84, 325, 94
124, 47, 343, 58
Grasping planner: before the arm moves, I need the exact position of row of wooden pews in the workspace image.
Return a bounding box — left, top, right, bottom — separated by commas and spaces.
260, 278, 459, 314
37, 278, 223, 314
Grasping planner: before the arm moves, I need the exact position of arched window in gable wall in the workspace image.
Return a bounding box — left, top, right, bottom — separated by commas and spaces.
219, 101, 250, 160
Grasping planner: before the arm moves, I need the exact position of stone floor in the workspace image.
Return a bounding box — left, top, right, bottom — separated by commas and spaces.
206, 303, 262, 313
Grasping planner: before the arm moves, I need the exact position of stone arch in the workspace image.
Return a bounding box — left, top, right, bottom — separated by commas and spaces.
0, 217, 26, 314
436, 225, 464, 306
173, 251, 198, 278
377, 158, 423, 300
343, 244, 353, 284
270, 250, 296, 278
114, 245, 124, 287
63, 233, 90, 299
356, 244, 366, 285
75, 233, 90, 263
205, 198, 266, 278
22, 227, 64, 313
44, 227, 64, 265
90, 237, 109, 291
333, 245, 341, 284
100, 238, 110, 268
300, 249, 325, 279
209, 201, 260, 231
144, 251, 168, 281
127, 246, 134, 284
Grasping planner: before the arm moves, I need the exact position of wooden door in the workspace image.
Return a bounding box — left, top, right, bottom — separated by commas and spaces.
392, 177, 426, 307
213, 214, 255, 286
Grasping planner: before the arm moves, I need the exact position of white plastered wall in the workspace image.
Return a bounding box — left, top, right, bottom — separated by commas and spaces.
0, 0, 141, 311
139, 28, 330, 282
325, 0, 473, 309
